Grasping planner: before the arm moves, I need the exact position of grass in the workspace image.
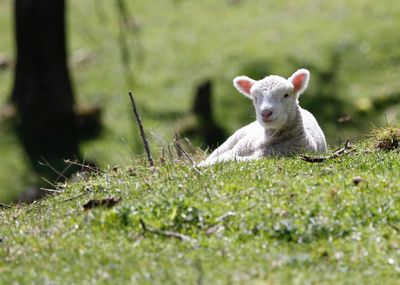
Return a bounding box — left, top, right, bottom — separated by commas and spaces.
1, 1, 400, 281
1, 132, 400, 284
2, 0, 400, 201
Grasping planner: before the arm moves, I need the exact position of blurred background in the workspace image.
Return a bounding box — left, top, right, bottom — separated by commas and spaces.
1, 0, 400, 203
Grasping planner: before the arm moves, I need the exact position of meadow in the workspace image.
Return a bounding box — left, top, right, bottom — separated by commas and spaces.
1, 135, 400, 284
1, 0, 400, 201
1, 1, 400, 283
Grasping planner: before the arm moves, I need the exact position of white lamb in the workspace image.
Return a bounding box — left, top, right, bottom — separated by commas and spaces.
198, 68, 327, 166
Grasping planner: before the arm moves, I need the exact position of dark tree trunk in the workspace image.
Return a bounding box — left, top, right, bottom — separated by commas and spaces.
12, 0, 80, 179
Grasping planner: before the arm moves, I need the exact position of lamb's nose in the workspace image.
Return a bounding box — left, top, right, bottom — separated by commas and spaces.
261, 110, 273, 119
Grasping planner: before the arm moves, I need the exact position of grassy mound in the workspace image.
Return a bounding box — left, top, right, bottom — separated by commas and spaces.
1, 132, 400, 284
373, 123, 400, 151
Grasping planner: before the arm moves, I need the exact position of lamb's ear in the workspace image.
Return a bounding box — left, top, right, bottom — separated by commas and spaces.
233, 76, 256, 99
288, 69, 310, 94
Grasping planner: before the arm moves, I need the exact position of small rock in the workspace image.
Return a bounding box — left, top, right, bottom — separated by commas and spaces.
353, 176, 363, 185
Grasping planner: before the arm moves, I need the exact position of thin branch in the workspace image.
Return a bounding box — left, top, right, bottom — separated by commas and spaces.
215, 211, 237, 223
39, 156, 67, 180
40, 176, 59, 189
64, 159, 99, 173
40, 188, 63, 193
300, 138, 355, 163
205, 211, 236, 235
174, 138, 202, 175
174, 133, 183, 158
299, 156, 327, 163
139, 218, 197, 244
128, 91, 154, 167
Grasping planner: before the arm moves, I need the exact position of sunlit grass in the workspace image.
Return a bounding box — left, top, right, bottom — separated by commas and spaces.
1, 1, 400, 200
1, 137, 400, 284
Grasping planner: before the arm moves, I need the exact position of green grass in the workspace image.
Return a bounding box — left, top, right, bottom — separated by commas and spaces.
2, 0, 400, 200
1, 135, 400, 284
2, 1, 400, 283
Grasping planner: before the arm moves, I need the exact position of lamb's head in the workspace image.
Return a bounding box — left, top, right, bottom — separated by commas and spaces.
233, 69, 310, 130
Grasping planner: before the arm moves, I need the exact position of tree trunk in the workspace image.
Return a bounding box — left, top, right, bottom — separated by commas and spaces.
12, 0, 80, 179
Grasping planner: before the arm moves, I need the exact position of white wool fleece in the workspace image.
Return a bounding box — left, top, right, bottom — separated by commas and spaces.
198, 69, 327, 166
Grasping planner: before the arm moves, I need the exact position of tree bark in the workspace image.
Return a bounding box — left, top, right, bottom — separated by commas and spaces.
12, 0, 80, 179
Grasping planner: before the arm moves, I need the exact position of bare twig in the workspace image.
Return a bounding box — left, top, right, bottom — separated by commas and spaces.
64, 159, 99, 173
39, 156, 67, 180
175, 141, 194, 164
40, 188, 63, 193
128, 91, 154, 167
299, 156, 328, 163
300, 138, 355, 163
215, 211, 237, 222
174, 138, 202, 175
332, 138, 352, 157
139, 218, 197, 244
205, 211, 236, 235
40, 176, 59, 189
174, 133, 183, 158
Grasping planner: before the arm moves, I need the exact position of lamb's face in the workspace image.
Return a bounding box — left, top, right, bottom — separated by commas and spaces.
233, 69, 310, 130
251, 76, 295, 129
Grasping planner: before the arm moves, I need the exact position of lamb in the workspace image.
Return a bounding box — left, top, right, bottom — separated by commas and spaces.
198, 68, 327, 166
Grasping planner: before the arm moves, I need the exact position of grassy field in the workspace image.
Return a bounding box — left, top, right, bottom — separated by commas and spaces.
1, 132, 400, 284
1, 3, 400, 282
1, 0, 400, 201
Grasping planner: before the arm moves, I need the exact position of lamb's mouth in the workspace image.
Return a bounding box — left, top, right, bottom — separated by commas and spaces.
261, 117, 275, 123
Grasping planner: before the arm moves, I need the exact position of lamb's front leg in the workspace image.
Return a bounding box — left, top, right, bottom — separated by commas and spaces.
199, 151, 259, 166
200, 123, 256, 166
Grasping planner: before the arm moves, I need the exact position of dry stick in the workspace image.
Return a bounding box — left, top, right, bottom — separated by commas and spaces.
300, 138, 354, 163
39, 157, 67, 180
205, 211, 237, 235
174, 138, 202, 175
139, 218, 197, 244
178, 147, 202, 175
64, 159, 99, 173
174, 133, 183, 158
40, 188, 63, 193
128, 91, 154, 167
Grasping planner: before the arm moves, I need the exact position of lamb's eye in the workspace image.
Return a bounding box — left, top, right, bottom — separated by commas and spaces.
283, 93, 289, 98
